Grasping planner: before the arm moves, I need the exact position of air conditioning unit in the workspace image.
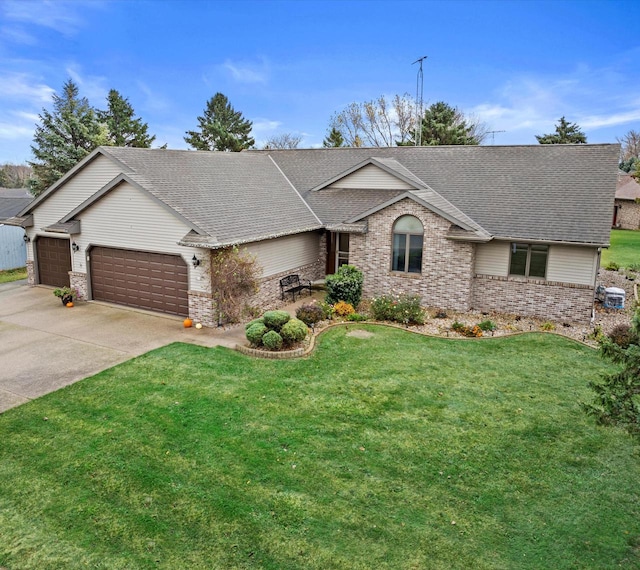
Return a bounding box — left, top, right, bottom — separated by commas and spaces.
603, 287, 625, 309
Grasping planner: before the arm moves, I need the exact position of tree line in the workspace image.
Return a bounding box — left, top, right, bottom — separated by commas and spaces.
25, 79, 639, 196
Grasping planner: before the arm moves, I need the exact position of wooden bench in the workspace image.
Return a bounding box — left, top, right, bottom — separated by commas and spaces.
279, 274, 312, 301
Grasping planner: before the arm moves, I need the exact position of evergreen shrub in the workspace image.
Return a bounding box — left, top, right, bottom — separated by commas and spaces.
281, 318, 309, 344
262, 330, 283, 351
325, 265, 363, 307
262, 310, 291, 330
246, 322, 268, 345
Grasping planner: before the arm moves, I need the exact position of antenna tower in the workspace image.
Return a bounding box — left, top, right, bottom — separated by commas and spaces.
413, 56, 427, 146
487, 130, 506, 145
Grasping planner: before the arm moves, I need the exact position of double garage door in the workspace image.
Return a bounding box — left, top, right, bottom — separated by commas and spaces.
90, 247, 189, 317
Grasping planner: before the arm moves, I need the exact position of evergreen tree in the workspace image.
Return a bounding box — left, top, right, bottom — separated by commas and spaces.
29, 79, 106, 196
402, 101, 482, 146
535, 116, 587, 144
583, 308, 640, 441
98, 89, 156, 147
322, 127, 345, 148
184, 93, 254, 151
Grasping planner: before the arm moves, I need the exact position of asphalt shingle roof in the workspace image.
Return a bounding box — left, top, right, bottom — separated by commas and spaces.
264, 144, 619, 245
616, 172, 640, 201
100, 148, 322, 244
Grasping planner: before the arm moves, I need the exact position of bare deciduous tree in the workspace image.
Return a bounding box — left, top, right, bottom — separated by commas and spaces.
262, 133, 303, 149
618, 130, 640, 161
330, 94, 417, 147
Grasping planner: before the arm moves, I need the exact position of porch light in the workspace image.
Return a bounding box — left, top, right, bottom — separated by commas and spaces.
23, 234, 30, 243
71, 242, 80, 252
192, 255, 200, 267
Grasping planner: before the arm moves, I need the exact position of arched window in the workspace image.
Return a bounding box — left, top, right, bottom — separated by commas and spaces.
391, 215, 423, 273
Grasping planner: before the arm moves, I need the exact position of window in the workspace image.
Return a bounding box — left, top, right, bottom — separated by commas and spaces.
336, 232, 349, 271
509, 243, 548, 278
392, 215, 423, 273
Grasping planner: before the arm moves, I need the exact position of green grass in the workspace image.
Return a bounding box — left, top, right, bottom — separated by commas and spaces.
0, 266, 27, 284
1, 328, 639, 569
602, 229, 640, 269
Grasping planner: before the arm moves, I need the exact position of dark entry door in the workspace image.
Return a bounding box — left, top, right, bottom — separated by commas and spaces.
36, 237, 71, 287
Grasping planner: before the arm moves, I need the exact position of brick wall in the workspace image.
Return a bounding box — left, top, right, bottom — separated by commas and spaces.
348, 199, 475, 311
188, 290, 216, 327
26, 260, 35, 286
472, 275, 594, 322
69, 271, 88, 300
615, 199, 640, 230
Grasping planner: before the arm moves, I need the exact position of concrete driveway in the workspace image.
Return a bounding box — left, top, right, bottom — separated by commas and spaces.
0, 282, 244, 413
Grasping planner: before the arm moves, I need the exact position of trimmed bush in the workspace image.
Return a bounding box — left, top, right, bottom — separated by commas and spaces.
262, 330, 283, 350
262, 310, 291, 330
296, 303, 325, 326
605, 261, 620, 271
608, 324, 637, 349
246, 322, 268, 345
370, 293, 424, 325
333, 301, 355, 317
346, 313, 368, 322
477, 320, 497, 332
325, 265, 363, 308
244, 317, 264, 331
281, 318, 308, 344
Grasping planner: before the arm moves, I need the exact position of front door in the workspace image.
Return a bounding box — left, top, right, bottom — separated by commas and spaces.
326, 232, 350, 275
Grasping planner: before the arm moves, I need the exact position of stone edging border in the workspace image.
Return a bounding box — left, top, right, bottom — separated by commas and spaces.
235, 320, 598, 360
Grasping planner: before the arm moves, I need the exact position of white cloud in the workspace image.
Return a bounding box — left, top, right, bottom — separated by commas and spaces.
136, 81, 171, 113
0, 72, 55, 104
252, 119, 282, 135
0, 25, 37, 45
1, 0, 85, 36
0, 122, 34, 140
221, 58, 270, 84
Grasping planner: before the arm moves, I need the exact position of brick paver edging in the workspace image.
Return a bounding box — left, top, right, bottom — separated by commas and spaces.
235, 320, 598, 359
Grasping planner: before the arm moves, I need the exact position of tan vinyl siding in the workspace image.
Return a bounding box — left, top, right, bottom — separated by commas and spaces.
73, 182, 209, 293
245, 233, 321, 277
547, 245, 598, 286
475, 241, 509, 276
327, 164, 414, 190
32, 155, 122, 232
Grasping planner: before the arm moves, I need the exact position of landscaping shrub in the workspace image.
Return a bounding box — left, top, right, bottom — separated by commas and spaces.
244, 317, 264, 331
346, 313, 368, 322
451, 321, 465, 332
325, 265, 363, 307
262, 330, 283, 350
628, 263, 640, 273
262, 310, 291, 330
541, 321, 556, 331
605, 261, 620, 271
280, 318, 309, 344
333, 301, 355, 317
451, 322, 483, 337
477, 319, 497, 332
608, 324, 637, 349
246, 322, 268, 346
370, 292, 424, 325
296, 303, 325, 326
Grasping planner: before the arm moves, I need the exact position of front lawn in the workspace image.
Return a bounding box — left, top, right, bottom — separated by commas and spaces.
1, 328, 639, 569
602, 229, 640, 268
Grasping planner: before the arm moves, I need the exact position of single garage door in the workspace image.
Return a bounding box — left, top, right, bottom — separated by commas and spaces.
90, 247, 189, 317
37, 237, 72, 287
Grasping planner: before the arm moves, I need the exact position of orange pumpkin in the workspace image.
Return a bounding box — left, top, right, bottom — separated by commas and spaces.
183, 318, 193, 328
66, 302, 74, 308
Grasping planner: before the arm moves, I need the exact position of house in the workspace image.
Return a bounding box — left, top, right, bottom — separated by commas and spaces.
3, 144, 618, 324
0, 187, 32, 271
613, 170, 640, 229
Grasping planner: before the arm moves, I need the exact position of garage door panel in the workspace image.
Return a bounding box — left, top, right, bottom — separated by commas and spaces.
37, 237, 72, 287
91, 247, 188, 317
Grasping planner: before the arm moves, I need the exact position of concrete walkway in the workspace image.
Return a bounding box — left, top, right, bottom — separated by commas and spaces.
0, 282, 320, 413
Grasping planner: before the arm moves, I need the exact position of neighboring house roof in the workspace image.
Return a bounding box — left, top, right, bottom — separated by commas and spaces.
264, 144, 619, 245
11, 144, 619, 248
616, 172, 640, 201
0, 187, 32, 219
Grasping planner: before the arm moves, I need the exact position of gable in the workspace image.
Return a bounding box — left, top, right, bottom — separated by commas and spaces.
326, 164, 415, 190
31, 154, 123, 231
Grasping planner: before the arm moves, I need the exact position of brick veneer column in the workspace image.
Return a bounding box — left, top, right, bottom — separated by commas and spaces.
26, 260, 35, 287
188, 290, 216, 327
69, 272, 88, 300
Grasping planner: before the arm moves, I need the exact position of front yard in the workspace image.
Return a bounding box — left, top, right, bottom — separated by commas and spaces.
1, 328, 639, 569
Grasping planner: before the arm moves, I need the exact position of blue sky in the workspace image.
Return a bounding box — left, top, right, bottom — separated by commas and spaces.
1, 0, 639, 163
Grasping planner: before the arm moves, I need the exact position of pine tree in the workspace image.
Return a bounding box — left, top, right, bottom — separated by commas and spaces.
184, 93, 254, 152
536, 117, 587, 144
583, 308, 640, 440
29, 79, 106, 196
98, 89, 156, 147
322, 127, 345, 148
403, 101, 481, 146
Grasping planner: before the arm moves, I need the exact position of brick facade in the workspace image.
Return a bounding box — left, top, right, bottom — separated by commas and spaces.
615, 199, 640, 230
472, 275, 594, 323
348, 199, 475, 311
69, 271, 88, 300
26, 260, 35, 286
